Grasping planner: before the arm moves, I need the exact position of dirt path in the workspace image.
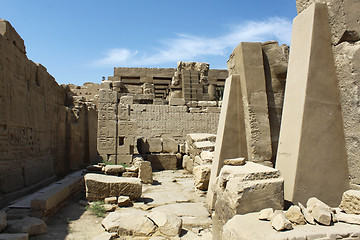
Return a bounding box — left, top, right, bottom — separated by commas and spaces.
30, 170, 212, 240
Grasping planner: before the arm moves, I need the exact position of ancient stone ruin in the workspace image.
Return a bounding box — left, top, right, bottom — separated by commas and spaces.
1, 0, 360, 239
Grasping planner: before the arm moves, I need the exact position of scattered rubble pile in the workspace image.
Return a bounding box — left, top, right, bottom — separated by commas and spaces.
182, 133, 216, 191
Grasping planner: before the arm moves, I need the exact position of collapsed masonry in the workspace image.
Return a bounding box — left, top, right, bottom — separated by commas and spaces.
0, 19, 98, 207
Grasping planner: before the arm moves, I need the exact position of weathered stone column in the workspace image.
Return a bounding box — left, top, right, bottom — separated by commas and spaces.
276, 2, 349, 206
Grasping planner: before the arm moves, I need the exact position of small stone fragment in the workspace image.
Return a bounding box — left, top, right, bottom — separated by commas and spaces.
285, 205, 306, 225
299, 202, 315, 225
104, 197, 117, 204
339, 190, 360, 214
122, 172, 138, 178
7, 217, 47, 236
271, 211, 293, 231
259, 208, 273, 221
140, 204, 154, 211
118, 196, 131, 207
147, 211, 182, 237
306, 197, 331, 212
311, 204, 332, 226
223, 157, 246, 166
0, 211, 7, 232
104, 165, 125, 176
103, 204, 116, 212
193, 165, 211, 190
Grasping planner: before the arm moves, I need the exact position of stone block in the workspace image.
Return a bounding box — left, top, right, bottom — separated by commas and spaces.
135, 160, 153, 184
271, 211, 293, 231
84, 173, 142, 200
194, 141, 215, 152
162, 138, 178, 154
146, 154, 177, 170
339, 190, 360, 214
212, 162, 283, 237
276, 3, 349, 206
193, 165, 211, 191
147, 211, 182, 237
120, 96, 133, 104
104, 197, 117, 204
169, 98, 185, 106
122, 172, 137, 178
224, 157, 246, 166
285, 205, 306, 225
117, 196, 131, 207
147, 138, 163, 153
104, 165, 125, 176
197, 101, 217, 107
186, 133, 216, 144
7, 217, 46, 236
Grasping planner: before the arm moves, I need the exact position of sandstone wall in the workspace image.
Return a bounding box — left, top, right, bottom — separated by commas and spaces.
295, 0, 360, 189
0, 19, 98, 195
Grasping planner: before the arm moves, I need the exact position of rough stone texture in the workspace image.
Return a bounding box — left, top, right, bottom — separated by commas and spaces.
162, 138, 178, 154
222, 212, 360, 240
7, 217, 46, 236
276, 3, 349, 206
335, 42, 360, 189
147, 138, 163, 153
135, 160, 153, 184
84, 173, 142, 200
223, 158, 246, 166
117, 196, 131, 207
296, 0, 360, 44
311, 204, 332, 226
147, 211, 182, 237
227, 42, 273, 164
104, 165, 125, 176
339, 190, 360, 214
193, 165, 211, 191
0, 212, 6, 233
259, 208, 273, 221
0, 233, 29, 240
212, 162, 283, 239
146, 154, 177, 170
102, 211, 156, 236
261, 41, 288, 164
271, 211, 293, 231
0, 19, 98, 196
104, 197, 117, 204
299, 202, 316, 225
285, 205, 306, 225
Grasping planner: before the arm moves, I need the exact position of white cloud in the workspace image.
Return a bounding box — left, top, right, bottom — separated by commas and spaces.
93, 17, 292, 67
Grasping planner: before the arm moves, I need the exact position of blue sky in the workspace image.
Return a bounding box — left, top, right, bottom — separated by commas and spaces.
1, 1, 297, 85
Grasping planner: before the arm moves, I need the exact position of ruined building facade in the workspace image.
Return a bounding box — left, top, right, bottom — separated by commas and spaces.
0, 20, 98, 200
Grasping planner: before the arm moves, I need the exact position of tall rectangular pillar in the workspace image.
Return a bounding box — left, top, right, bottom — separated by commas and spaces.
276, 3, 349, 206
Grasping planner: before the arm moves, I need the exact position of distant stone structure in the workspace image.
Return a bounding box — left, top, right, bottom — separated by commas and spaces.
0, 20, 98, 202
93, 64, 228, 165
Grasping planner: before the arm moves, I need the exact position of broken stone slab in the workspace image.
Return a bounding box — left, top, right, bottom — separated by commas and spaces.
104, 197, 117, 204
118, 196, 131, 207
339, 190, 360, 214
311, 204, 332, 226
299, 202, 315, 225
307, 197, 332, 212
271, 211, 293, 231
147, 211, 182, 237
102, 211, 156, 236
134, 161, 153, 184
86, 165, 103, 172
258, 208, 273, 221
193, 165, 211, 191
224, 157, 246, 166
162, 138, 178, 154
285, 205, 306, 225
147, 138, 163, 153
84, 174, 142, 201
0, 233, 29, 240
200, 151, 213, 162
186, 133, 217, 145
7, 217, 46, 236
334, 208, 360, 225
0, 211, 6, 232
104, 165, 125, 176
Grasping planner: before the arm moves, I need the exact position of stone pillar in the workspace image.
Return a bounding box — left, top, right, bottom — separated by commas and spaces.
208, 84, 217, 101
276, 3, 349, 206
206, 75, 248, 210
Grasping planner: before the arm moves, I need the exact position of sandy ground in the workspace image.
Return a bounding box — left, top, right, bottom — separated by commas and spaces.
29, 170, 212, 240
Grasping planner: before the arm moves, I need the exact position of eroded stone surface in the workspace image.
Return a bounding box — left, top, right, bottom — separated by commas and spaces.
339, 190, 360, 214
